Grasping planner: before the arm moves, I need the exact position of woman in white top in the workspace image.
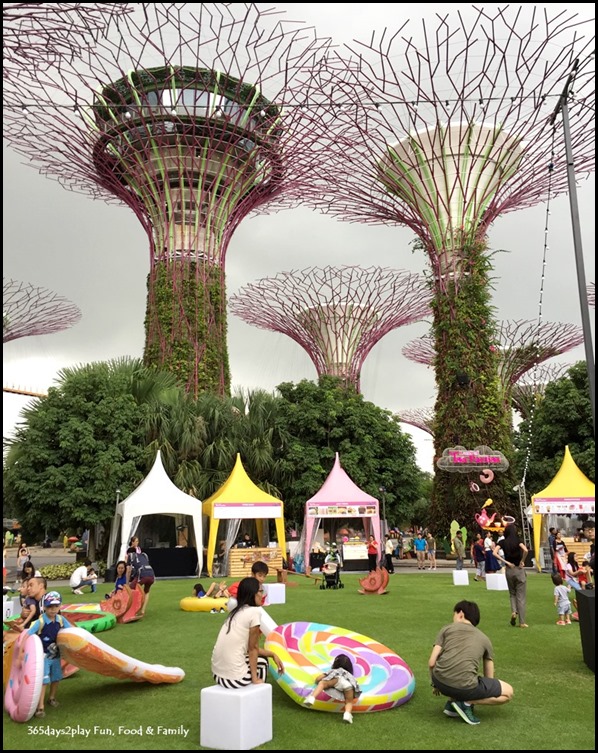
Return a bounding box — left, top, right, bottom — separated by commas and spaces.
211, 577, 284, 688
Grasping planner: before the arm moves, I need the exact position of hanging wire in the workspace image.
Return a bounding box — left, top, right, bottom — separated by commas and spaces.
520, 127, 557, 490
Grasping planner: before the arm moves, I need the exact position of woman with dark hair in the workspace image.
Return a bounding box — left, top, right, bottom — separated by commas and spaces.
211, 577, 284, 688
492, 523, 529, 628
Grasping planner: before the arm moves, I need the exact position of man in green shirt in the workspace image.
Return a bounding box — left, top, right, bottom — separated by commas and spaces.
428, 600, 513, 725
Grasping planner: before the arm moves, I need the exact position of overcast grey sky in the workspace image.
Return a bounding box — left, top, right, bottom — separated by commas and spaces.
3, 4, 595, 473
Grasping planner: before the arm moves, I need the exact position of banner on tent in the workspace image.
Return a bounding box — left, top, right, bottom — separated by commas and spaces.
307, 504, 377, 518
533, 497, 594, 514
213, 502, 282, 519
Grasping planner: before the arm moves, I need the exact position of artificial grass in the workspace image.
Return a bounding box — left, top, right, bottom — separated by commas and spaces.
3, 572, 595, 750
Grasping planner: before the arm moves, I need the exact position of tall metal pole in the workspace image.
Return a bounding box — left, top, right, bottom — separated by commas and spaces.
379, 486, 387, 538
550, 60, 596, 433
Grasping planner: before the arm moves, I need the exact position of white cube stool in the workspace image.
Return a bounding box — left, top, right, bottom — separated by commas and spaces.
486, 573, 508, 590
200, 683, 272, 750
263, 583, 286, 605
452, 570, 470, 586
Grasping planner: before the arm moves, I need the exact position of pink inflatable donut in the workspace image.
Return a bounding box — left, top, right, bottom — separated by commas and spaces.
4, 631, 44, 722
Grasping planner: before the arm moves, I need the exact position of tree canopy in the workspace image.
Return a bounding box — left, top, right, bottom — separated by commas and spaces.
3, 358, 184, 541
275, 376, 425, 524
514, 361, 594, 494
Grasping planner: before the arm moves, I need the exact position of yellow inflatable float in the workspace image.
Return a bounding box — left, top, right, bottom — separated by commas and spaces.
179, 596, 228, 613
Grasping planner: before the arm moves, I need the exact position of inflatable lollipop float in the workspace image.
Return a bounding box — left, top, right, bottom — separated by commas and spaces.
259, 609, 415, 713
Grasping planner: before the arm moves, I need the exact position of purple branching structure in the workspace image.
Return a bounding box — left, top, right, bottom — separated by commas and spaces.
229, 266, 431, 391
3, 3, 332, 396
3, 3, 132, 80
292, 7, 595, 276
404, 319, 583, 389
588, 282, 595, 308
511, 362, 571, 420
3, 277, 81, 343
395, 408, 435, 437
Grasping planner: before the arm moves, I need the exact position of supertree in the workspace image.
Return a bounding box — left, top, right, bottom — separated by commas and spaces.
404, 319, 584, 409
3, 277, 81, 342
229, 265, 430, 392
290, 6, 594, 530
395, 408, 435, 437
3, 4, 332, 396
511, 362, 572, 421
3, 3, 131, 79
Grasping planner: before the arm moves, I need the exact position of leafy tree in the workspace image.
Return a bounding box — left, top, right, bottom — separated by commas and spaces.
3, 358, 185, 547
274, 376, 425, 523
514, 361, 594, 494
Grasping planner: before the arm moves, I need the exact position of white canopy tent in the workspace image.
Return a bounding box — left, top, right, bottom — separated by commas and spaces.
107, 450, 203, 575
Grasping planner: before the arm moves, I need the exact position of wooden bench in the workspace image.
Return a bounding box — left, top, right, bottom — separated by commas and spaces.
562, 538, 591, 563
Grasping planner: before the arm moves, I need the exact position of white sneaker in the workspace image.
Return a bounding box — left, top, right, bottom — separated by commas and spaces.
73, 589, 84, 595
343, 711, 353, 724
303, 694, 315, 706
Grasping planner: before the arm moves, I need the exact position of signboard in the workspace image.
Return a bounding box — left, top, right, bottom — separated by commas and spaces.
213, 502, 281, 520
306, 504, 377, 518
437, 445, 510, 473
532, 497, 595, 515
342, 542, 367, 560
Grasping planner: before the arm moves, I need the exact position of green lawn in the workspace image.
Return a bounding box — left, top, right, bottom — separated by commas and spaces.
3, 572, 595, 750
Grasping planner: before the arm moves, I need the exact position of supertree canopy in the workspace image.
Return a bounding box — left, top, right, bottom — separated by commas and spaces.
2, 3, 131, 79
229, 265, 430, 391
3, 3, 332, 396
3, 277, 81, 342
289, 6, 594, 530
395, 408, 435, 437
511, 362, 571, 421
404, 319, 583, 401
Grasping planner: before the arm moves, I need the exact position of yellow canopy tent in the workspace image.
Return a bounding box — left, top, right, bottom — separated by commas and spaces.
202, 454, 286, 576
531, 445, 595, 569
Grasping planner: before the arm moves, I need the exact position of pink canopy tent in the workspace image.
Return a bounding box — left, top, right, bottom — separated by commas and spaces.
303, 452, 381, 565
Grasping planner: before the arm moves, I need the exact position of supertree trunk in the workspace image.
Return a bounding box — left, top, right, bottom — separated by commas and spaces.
144, 261, 229, 395
429, 239, 515, 533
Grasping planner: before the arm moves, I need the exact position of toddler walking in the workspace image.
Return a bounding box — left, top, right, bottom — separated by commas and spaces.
552, 573, 572, 625
303, 653, 362, 724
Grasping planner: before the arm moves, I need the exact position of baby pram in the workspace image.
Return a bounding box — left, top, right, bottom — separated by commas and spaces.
320, 548, 344, 589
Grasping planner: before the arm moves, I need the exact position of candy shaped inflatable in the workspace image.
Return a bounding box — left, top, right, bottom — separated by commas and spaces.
179, 596, 228, 613
57, 627, 185, 684
4, 631, 43, 722
264, 621, 415, 713
100, 587, 144, 623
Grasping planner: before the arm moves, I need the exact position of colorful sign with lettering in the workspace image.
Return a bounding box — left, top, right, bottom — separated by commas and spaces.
437, 446, 510, 473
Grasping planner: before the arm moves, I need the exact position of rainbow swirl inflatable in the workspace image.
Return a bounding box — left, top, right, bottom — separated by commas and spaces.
264, 622, 415, 713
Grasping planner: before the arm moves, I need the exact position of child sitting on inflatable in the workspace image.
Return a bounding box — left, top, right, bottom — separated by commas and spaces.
193, 582, 231, 612
21, 591, 73, 718
303, 653, 362, 724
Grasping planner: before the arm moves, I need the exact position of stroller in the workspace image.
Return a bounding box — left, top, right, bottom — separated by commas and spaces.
320, 546, 344, 589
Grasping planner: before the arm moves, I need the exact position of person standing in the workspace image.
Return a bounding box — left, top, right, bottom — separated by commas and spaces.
126, 546, 155, 617
413, 532, 427, 570
366, 535, 379, 572
551, 574, 572, 625
547, 527, 558, 574
428, 600, 513, 725
452, 531, 465, 570
472, 533, 486, 581
383, 535, 395, 574
492, 522, 529, 628
426, 533, 437, 571
23, 591, 73, 718
582, 519, 595, 577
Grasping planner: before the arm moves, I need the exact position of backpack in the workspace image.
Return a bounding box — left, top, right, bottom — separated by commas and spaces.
130, 551, 154, 580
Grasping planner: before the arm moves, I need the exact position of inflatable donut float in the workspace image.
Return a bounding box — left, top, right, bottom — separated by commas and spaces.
58, 605, 117, 634
4, 631, 44, 722
264, 621, 415, 713
57, 627, 185, 684
179, 596, 229, 613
